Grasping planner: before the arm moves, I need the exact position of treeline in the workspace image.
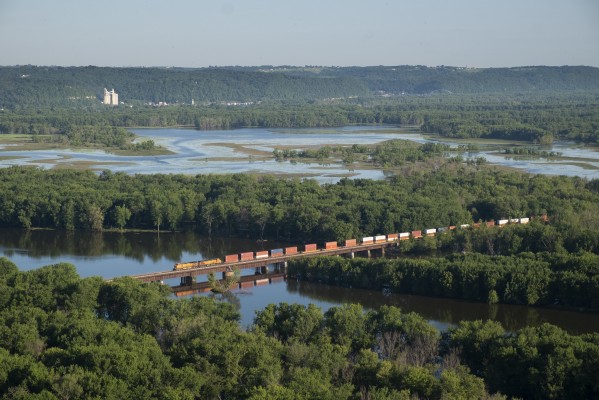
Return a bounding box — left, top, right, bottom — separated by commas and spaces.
1, 259, 597, 399
503, 147, 562, 158
299, 64, 599, 94
1, 165, 598, 253
419, 94, 599, 143
2, 92, 599, 146
273, 140, 451, 166
3, 65, 599, 109
288, 251, 599, 310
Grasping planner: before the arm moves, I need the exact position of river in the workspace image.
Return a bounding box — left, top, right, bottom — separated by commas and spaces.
2, 228, 598, 335
0, 126, 597, 181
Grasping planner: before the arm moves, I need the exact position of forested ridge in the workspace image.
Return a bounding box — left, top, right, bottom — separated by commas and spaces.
2, 65, 599, 108
2, 65, 598, 145
1, 258, 598, 399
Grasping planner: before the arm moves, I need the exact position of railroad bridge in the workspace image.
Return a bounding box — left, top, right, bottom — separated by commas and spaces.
124, 215, 536, 285
128, 241, 393, 283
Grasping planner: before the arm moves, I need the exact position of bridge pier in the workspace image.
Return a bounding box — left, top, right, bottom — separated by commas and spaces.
381, 247, 385, 257
367, 250, 371, 258
348, 252, 355, 259
279, 261, 288, 274
180, 276, 193, 286
255, 266, 267, 275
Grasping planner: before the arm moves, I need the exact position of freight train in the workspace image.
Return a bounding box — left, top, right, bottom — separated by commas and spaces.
173, 216, 538, 270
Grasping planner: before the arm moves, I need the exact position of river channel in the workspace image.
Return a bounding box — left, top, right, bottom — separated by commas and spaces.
0, 126, 597, 181
2, 228, 598, 334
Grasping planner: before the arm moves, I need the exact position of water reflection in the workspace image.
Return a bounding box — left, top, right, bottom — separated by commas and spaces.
284, 280, 599, 335
2, 228, 598, 335
0, 228, 286, 278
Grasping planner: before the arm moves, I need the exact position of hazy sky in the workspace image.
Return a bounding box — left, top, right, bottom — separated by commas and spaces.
1, 0, 598, 67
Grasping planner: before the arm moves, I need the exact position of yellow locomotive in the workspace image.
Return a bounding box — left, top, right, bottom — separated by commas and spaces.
173, 258, 222, 271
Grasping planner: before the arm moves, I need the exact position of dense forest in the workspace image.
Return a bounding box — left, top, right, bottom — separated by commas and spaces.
0, 165, 598, 253
1, 258, 598, 399
2, 65, 599, 108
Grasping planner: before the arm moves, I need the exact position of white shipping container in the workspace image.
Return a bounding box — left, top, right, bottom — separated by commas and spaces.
460, 224, 470, 229
375, 235, 386, 242
362, 236, 374, 243
497, 219, 509, 225
425, 228, 436, 235
510, 218, 519, 223
399, 232, 410, 238
520, 217, 530, 224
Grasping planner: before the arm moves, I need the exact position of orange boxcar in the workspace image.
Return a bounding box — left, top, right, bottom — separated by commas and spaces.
255, 251, 269, 259
304, 243, 317, 252
285, 246, 298, 255
345, 239, 357, 247
225, 254, 239, 263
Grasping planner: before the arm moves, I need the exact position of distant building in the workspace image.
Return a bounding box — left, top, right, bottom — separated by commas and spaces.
103, 88, 119, 105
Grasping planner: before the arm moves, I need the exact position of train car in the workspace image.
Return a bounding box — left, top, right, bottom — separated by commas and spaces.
399, 232, 410, 240
497, 219, 509, 227
345, 239, 357, 247
449, 225, 456, 230
411, 230, 422, 239
387, 233, 398, 242
374, 235, 386, 243
519, 217, 530, 224
325, 241, 338, 250
424, 228, 436, 237
225, 254, 239, 263
270, 248, 284, 257
173, 258, 222, 271
437, 227, 448, 233
486, 221, 496, 228
459, 224, 470, 229
285, 246, 298, 255
255, 250, 269, 259
240, 252, 254, 261
362, 236, 374, 244
509, 218, 519, 223
304, 243, 317, 252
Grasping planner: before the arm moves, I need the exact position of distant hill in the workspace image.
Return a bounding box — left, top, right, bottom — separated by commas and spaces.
1, 65, 598, 108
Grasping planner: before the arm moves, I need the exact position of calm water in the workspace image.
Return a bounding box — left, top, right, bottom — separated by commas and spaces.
2, 228, 598, 335
0, 126, 597, 181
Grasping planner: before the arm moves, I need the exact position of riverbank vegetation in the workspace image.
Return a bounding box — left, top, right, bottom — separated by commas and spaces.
1, 258, 598, 399
288, 251, 599, 310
